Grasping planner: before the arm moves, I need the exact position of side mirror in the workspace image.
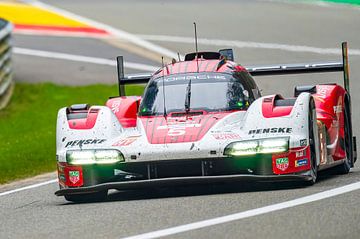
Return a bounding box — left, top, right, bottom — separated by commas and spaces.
219, 49, 234, 61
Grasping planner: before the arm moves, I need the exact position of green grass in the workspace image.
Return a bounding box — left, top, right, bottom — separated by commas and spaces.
0, 82, 144, 184
320, 0, 360, 5
289, 0, 360, 5
298, 0, 360, 5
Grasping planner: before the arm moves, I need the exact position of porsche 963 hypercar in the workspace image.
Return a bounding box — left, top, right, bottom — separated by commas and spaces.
55, 42, 356, 202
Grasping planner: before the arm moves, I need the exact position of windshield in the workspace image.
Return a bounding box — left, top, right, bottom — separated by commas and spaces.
139, 73, 254, 116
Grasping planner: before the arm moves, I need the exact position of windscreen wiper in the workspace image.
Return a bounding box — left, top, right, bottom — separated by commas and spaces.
185, 79, 192, 114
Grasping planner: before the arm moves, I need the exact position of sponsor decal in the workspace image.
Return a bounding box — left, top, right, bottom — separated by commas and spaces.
112, 136, 139, 146
111, 100, 121, 113
300, 139, 307, 147
248, 128, 292, 135
317, 87, 328, 98
69, 171, 80, 184
57, 165, 64, 173
296, 150, 306, 158
276, 157, 289, 171
65, 139, 106, 148
295, 158, 308, 167
333, 105, 342, 114
161, 74, 226, 83
167, 118, 198, 124
212, 133, 241, 140
57, 163, 66, 185
59, 174, 66, 182
157, 123, 201, 136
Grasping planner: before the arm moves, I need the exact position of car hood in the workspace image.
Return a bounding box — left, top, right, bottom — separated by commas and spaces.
139, 112, 233, 144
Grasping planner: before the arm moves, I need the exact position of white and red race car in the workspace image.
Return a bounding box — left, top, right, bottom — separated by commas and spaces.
55, 43, 356, 202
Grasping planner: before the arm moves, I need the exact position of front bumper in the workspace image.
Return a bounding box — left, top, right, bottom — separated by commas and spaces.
55, 173, 312, 196
56, 152, 313, 196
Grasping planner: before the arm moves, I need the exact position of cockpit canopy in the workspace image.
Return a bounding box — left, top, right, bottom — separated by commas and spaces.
139, 72, 259, 116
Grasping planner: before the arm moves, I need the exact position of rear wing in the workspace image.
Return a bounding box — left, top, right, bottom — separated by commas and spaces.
247, 42, 350, 93
116, 42, 350, 96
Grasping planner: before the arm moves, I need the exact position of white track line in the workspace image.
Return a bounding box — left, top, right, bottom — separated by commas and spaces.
122, 181, 360, 239
23, 0, 179, 59
138, 34, 360, 56
0, 179, 57, 197
13, 47, 159, 72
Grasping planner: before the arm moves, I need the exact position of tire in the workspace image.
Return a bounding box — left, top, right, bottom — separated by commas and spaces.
306, 99, 318, 185
64, 190, 108, 203
333, 98, 352, 174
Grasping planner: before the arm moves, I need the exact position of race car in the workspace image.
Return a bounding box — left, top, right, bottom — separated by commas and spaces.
55, 42, 356, 202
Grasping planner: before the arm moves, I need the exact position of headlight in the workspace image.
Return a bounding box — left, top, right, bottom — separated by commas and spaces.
66, 149, 124, 165
224, 137, 289, 156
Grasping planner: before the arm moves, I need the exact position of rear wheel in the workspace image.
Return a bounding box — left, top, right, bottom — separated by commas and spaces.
333, 100, 352, 174
64, 190, 108, 203
306, 99, 318, 185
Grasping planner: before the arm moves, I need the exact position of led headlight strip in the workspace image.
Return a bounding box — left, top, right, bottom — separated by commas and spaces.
224, 137, 289, 156
66, 149, 124, 165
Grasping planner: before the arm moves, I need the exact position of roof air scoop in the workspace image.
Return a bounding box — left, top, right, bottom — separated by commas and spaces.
184, 49, 234, 62
185, 52, 221, 61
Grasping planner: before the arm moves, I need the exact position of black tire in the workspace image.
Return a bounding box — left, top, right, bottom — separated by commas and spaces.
64, 190, 108, 203
333, 98, 352, 174
306, 99, 318, 185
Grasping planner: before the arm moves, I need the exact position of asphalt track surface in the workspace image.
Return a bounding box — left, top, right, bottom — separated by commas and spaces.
2, 0, 360, 238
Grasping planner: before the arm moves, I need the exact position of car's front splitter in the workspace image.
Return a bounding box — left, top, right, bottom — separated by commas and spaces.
55, 172, 312, 196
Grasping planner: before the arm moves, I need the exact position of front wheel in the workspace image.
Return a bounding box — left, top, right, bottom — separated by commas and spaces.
64, 190, 108, 203
306, 99, 319, 185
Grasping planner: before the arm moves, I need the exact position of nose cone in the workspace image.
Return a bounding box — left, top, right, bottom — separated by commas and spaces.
140, 112, 231, 144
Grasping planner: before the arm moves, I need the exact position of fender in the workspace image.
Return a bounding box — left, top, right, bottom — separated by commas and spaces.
243, 93, 311, 144
313, 84, 347, 161
243, 93, 321, 174
106, 96, 141, 128
56, 106, 124, 162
